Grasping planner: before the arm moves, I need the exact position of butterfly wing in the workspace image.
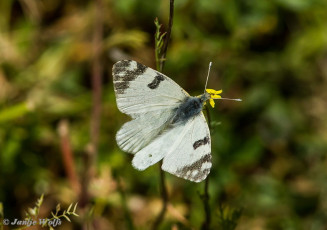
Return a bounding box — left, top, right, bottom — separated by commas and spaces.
113, 60, 212, 182
113, 60, 189, 153
162, 113, 211, 182
116, 109, 175, 154
113, 60, 188, 116
132, 112, 211, 182
131, 121, 187, 170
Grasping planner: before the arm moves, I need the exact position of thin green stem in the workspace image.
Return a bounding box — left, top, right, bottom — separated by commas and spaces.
159, 0, 174, 71
0, 202, 4, 230
151, 163, 168, 230
201, 105, 212, 230
118, 177, 135, 230
152, 1, 175, 229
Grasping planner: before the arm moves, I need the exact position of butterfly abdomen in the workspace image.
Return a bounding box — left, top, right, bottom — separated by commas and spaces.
172, 97, 204, 124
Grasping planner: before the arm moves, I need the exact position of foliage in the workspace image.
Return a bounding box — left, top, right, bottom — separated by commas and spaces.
25, 195, 78, 230
0, 195, 78, 229
216, 205, 242, 230
154, 17, 167, 71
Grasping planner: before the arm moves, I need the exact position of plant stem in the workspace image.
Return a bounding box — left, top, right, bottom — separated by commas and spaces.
90, 0, 103, 158
159, 0, 174, 72
201, 106, 212, 230
152, 1, 174, 229
151, 163, 168, 230
58, 120, 80, 194
118, 177, 135, 230
84, 0, 104, 201
80, 0, 103, 228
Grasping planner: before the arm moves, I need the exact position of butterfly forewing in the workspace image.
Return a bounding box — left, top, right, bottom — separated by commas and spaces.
113, 60, 188, 116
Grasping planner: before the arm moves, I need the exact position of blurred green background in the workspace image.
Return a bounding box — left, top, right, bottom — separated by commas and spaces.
1, 0, 327, 229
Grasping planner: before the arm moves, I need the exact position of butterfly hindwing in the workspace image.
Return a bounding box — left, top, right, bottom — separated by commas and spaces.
131, 122, 187, 170
116, 109, 175, 154
132, 112, 211, 182
162, 113, 211, 182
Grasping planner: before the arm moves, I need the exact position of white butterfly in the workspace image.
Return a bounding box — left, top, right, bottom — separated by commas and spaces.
112, 60, 240, 182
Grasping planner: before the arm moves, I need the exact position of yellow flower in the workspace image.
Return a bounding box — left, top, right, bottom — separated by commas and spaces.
206, 89, 223, 108
206, 89, 222, 95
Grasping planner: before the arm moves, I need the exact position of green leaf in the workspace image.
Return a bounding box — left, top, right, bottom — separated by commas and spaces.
28, 207, 37, 216
0, 101, 34, 123
73, 203, 78, 214
55, 204, 60, 215
36, 194, 44, 208
62, 214, 71, 222
66, 203, 72, 213
0, 203, 3, 218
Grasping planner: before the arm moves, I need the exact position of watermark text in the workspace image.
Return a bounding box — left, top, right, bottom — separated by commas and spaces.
2, 218, 62, 227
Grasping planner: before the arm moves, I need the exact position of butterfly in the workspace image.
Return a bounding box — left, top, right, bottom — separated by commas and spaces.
112, 60, 240, 182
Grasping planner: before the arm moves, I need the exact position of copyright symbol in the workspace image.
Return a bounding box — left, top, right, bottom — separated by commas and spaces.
3, 219, 9, 225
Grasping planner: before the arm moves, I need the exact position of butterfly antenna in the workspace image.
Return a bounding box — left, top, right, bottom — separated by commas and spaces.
216, 97, 242, 101
204, 62, 212, 93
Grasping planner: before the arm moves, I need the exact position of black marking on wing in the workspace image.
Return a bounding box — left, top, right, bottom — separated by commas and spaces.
113, 60, 147, 94
114, 82, 130, 92
176, 154, 211, 182
147, 74, 165, 89
193, 136, 210, 150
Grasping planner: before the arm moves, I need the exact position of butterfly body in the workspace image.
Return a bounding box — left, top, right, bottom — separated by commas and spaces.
113, 60, 215, 182
172, 95, 208, 125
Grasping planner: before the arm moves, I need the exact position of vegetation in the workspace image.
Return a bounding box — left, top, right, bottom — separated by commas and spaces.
1, 0, 327, 229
